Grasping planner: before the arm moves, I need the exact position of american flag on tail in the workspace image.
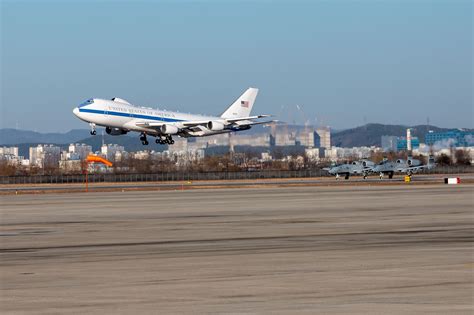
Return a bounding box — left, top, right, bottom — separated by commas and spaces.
241, 100, 249, 108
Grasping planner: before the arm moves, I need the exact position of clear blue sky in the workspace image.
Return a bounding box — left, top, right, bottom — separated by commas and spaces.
1, 0, 472, 132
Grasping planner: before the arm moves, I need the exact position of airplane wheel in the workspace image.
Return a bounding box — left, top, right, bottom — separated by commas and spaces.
142, 140, 149, 145
169, 139, 175, 145
90, 130, 96, 135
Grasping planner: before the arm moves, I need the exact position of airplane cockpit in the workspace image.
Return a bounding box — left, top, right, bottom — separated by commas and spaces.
79, 98, 94, 108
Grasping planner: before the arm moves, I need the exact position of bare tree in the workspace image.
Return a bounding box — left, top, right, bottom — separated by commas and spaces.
454, 149, 471, 166
436, 154, 452, 166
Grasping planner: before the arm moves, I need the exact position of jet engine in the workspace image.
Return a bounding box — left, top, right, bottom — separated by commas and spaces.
362, 160, 374, 167
407, 159, 421, 166
160, 124, 179, 135
207, 121, 225, 131
396, 159, 405, 164
105, 127, 128, 135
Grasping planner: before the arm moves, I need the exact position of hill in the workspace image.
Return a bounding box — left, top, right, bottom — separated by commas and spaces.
0, 128, 90, 145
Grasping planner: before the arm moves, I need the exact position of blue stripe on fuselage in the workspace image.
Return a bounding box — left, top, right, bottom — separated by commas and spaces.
79, 108, 185, 123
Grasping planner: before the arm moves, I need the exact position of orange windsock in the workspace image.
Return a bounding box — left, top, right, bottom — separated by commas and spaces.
86, 155, 113, 167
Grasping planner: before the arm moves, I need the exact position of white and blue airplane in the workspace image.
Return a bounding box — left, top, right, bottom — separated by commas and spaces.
73, 87, 273, 145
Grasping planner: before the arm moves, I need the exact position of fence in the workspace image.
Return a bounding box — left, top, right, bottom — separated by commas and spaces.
0, 166, 472, 185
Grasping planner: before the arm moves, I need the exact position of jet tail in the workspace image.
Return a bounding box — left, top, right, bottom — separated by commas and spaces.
428, 155, 436, 166
220, 88, 259, 119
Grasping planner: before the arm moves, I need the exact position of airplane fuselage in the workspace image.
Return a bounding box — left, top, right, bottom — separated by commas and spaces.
73, 88, 268, 145
73, 98, 243, 137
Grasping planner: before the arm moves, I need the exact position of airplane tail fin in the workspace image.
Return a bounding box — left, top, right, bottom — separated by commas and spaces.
428, 155, 436, 167
220, 88, 259, 119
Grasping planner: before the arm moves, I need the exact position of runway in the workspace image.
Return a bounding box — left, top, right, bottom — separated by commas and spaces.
1, 185, 473, 313
2, 173, 474, 194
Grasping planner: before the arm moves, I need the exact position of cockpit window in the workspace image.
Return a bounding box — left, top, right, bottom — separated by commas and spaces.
79, 98, 94, 107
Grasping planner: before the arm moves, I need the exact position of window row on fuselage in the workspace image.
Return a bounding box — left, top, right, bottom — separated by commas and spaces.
106, 105, 176, 118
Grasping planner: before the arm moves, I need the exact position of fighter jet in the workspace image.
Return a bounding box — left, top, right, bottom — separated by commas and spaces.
324, 160, 375, 180
373, 156, 436, 179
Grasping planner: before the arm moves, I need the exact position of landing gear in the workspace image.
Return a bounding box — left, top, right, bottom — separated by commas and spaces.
140, 133, 149, 145
363, 174, 368, 180
388, 172, 394, 179
336, 174, 340, 180
379, 172, 384, 180
156, 135, 175, 145
89, 123, 96, 135
344, 174, 350, 180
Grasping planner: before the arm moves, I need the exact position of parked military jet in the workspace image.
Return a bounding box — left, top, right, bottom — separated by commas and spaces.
373, 156, 436, 179
324, 160, 375, 180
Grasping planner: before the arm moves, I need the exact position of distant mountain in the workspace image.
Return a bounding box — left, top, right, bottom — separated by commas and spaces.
0, 128, 90, 145
331, 124, 468, 147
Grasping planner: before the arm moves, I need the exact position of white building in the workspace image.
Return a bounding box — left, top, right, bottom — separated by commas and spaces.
275, 132, 296, 146
68, 143, 92, 160
101, 144, 125, 161
0, 146, 19, 157
316, 128, 331, 149
231, 134, 272, 147
0, 146, 22, 165
29, 144, 61, 168
324, 146, 381, 161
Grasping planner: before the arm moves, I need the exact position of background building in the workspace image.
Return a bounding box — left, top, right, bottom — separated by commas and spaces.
396, 137, 420, 151
101, 144, 125, 161
381, 136, 398, 152
68, 143, 92, 160
29, 144, 61, 168
425, 130, 474, 147
316, 128, 331, 149
0, 146, 19, 157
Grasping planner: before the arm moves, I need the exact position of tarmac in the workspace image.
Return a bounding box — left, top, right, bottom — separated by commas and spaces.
1, 184, 473, 314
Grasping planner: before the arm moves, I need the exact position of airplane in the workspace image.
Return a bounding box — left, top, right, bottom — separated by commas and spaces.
373, 156, 436, 179
324, 160, 375, 180
73, 87, 273, 145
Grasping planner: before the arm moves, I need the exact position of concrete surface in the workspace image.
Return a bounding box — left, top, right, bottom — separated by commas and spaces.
1, 185, 473, 314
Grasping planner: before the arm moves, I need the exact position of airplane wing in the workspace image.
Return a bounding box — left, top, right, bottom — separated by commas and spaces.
234, 120, 276, 126
136, 116, 275, 132
406, 165, 430, 173
135, 122, 165, 129
226, 115, 271, 122
180, 115, 272, 127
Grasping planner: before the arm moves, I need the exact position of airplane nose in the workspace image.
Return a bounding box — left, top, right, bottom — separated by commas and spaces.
73, 107, 79, 116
